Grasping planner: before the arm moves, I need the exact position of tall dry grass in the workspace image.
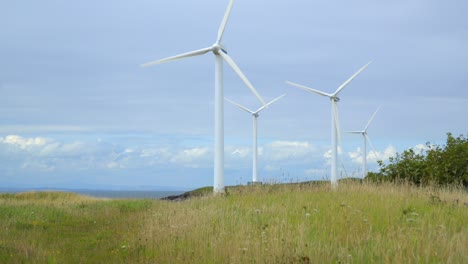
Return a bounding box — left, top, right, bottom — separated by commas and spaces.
139, 182, 467, 263
1, 183, 466, 263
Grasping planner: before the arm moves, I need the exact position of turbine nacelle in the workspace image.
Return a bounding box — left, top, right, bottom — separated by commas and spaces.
212, 43, 227, 55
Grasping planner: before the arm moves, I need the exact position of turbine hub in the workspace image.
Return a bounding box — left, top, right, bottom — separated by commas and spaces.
331, 96, 340, 102
212, 43, 227, 55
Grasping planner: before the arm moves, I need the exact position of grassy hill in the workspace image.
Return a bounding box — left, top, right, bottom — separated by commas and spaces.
1, 182, 467, 263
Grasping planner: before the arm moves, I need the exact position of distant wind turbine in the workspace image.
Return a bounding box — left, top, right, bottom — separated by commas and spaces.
286, 61, 372, 187
141, 0, 266, 193
346, 106, 380, 178
226, 94, 286, 183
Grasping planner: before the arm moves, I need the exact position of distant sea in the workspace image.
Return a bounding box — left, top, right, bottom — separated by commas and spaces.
0, 189, 186, 199
75, 190, 186, 199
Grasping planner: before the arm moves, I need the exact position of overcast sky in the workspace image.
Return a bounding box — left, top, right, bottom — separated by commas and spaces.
1, 0, 467, 190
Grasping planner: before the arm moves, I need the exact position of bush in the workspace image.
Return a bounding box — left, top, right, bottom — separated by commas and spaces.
367, 133, 468, 186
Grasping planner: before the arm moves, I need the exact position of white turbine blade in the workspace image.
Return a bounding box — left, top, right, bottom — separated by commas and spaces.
216, 0, 234, 43
140, 47, 212, 67
364, 106, 381, 131
333, 101, 342, 150
286, 81, 331, 97
224, 97, 254, 114
333, 61, 372, 96
256, 93, 286, 113
366, 134, 379, 160
345, 131, 364, 134
219, 52, 266, 105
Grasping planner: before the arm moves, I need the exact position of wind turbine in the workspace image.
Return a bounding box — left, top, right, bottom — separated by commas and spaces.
286, 61, 372, 187
225, 94, 286, 184
346, 107, 380, 178
141, 0, 266, 194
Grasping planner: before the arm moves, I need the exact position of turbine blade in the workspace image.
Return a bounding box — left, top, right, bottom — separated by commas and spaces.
345, 131, 364, 134
286, 81, 331, 97
333, 101, 342, 151
140, 47, 212, 67
366, 134, 379, 161
364, 105, 381, 131
333, 61, 372, 96
256, 93, 286, 113
217, 0, 234, 43
224, 97, 254, 114
219, 52, 266, 105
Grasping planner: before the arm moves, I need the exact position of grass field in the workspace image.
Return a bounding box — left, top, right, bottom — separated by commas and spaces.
1, 182, 467, 263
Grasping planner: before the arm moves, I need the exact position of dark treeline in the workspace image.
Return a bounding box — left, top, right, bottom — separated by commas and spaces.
366, 133, 468, 187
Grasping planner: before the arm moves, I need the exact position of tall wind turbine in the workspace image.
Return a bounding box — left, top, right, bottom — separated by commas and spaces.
346, 107, 380, 178
225, 94, 286, 183
141, 0, 266, 194
286, 62, 372, 187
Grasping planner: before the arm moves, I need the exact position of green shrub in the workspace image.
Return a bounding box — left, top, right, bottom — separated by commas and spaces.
368, 133, 468, 186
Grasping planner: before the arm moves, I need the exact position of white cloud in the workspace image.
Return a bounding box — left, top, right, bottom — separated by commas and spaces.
348, 147, 364, 165
39, 142, 86, 157
264, 141, 315, 161
0, 135, 100, 171
346, 145, 398, 165
140, 147, 172, 162
413, 143, 426, 154
124, 148, 135, 153
0, 135, 88, 158
323, 146, 344, 166
0, 125, 92, 134
367, 145, 397, 163
323, 146, 344, 158
21, 161, 55, 172
170, 147, 211, 167
0, 135, 49, 149
106, 161, 122, 169
230, 147, 250, 158
411, 143, 436, 154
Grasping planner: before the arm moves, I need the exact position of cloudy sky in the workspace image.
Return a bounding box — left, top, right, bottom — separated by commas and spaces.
1, 0, 467, 190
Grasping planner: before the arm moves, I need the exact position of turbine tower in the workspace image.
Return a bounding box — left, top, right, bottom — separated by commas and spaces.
346, 107, 380, 178
141, 0, 266, 193
225, 94, 286, 183
286, 62, 371, 187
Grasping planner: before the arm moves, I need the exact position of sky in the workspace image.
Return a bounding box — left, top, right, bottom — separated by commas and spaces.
1, 0, 467, 190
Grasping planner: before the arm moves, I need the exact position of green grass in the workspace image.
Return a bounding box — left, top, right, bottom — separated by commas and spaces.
1, 183, 467, 263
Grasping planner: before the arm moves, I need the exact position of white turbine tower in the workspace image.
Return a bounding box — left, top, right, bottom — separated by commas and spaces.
346, 107, 380, 178
225, 94, 286, 184
286, 61, 372, 187
141, 0, 266, 194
